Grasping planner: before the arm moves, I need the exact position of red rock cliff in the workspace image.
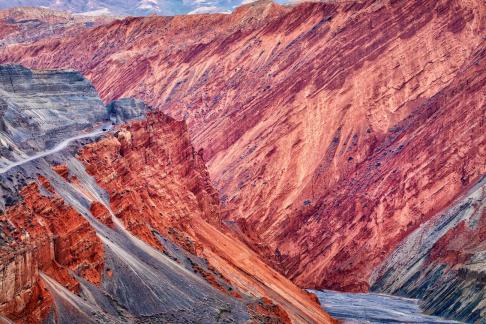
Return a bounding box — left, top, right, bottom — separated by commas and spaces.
75, 111, 333, 323
0, 109, 333, 323
0, 179, 104, 322
0, 0, 484, 295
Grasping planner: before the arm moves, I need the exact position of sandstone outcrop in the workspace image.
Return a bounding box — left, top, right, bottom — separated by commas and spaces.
0, 1, 485, 322
0, 64, 333, 323
2, 0, 483, 299
0, 180, 104, 322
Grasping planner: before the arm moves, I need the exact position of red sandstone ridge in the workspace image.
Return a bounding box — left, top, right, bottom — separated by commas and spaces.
0, 0, 484, 294
0, 178, 104, 322
0, 108, 333, 322
75, 111, 333, 323
76, 112, 221, 252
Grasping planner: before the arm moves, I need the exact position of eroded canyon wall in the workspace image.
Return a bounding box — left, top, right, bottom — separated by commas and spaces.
1, 0, 483, 296
0, 64, 332, 323
371, 176, 486, 322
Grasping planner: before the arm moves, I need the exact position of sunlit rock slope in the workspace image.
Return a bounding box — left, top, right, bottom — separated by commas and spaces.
0, 1, 484, 322
0, 64, 333, 323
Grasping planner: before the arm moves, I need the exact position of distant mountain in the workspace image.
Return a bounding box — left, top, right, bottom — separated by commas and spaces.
0, 0, 252, 16
0, 7, 114, 47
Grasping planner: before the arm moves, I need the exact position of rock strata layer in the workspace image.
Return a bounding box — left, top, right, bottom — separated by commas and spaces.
2, 0, 483, 299
0, 1, 485, 322
371, 176, 486, 322
0, 64, 333, 323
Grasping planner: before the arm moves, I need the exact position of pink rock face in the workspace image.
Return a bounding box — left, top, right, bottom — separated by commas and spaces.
0, 180, 104, 322
276, 48, 486, 291
75, 111, 334, 323
0, 110, 333, 323
0, 0, 484, 301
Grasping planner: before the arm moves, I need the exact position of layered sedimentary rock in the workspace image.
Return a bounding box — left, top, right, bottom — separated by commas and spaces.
0, 7, 114, 47
0, 64, 106, 155
0, 179, 104, 322
276, 38, 485, 292
0, 64, 333, 323
1, 1, 485, 322
2, 0, 483, 297
75, 111, 330, 323
371, 176, 486, 322
0, 63, 110, 211
0, 64, 110, 322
